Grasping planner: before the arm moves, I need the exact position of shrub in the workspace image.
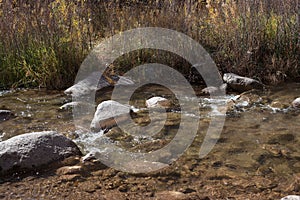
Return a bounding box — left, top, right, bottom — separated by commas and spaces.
0, 0, 299, 89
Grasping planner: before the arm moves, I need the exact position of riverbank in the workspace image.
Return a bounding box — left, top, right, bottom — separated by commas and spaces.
0, 0, 299, 89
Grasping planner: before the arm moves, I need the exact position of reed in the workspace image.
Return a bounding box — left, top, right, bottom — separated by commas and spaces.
0, 0, 298, 89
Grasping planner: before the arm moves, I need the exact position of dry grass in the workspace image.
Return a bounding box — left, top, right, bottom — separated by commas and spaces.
0, 0, 299, 89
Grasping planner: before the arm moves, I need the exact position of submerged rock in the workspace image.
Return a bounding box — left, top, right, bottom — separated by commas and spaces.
281, 195, 300, 200
0, 131, 81, 174
270, 101, 290, 110
122, 160, 169, 173
0, 110, 14, 122
90, 100, 131, 131
64, 73, 134, 97
201, 83, 227, 95
223, 73, 263, 92
155, 191, 187, 200
146, 97, 171, 108
56, 165, 83, 175
292, 97, 300, 108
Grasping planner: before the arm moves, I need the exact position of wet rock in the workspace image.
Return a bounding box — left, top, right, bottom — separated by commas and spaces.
56, 165, 83, 175
155, 191, 187, 200
281, 195, 300, 200
201, 84, 227, 95
239, 91, 263, 103
0, 131, 82, 174
59, 174, 82, 182
231, 95, 250, 108
223, 73, 264, 92
59, 101, 95, 110
292, 97, 300, 108
60, 156, 81, 166
146, 97, 171, 108
90, 100, 131, 131
64, 73, 134, 97
82, 151, 99, 163
270, 101, 289, 110
0, 110, 14, 122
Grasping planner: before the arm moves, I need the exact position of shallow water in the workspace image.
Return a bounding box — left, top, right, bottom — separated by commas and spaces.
0, 83, 299, 199
0, 89, 76, 141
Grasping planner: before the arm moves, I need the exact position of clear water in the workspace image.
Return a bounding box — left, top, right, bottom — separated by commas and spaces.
0, 83, 299, 198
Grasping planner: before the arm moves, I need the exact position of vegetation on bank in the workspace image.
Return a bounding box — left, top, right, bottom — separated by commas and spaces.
0, 0, 299, 89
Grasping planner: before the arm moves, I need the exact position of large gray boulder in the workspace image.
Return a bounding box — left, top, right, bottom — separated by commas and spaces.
292, 97, 300, 108
64, 73, 134, 97
0, 131, 81, 174
223, 73, 263, 92
90, 100, 131, 131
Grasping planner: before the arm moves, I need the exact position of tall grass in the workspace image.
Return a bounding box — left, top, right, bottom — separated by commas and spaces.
0, 0, 299, 89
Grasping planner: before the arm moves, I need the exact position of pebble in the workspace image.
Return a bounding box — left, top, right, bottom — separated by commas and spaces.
155, 191, 187, 200
56, 165, 83, 175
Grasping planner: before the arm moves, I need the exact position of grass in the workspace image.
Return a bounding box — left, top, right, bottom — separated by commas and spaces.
0, 0, 299, 89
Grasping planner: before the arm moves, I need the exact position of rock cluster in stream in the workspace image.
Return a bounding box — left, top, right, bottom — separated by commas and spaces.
1, 71, 299, 177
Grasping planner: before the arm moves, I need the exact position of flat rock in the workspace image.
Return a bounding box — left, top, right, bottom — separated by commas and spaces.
292, 97, 300, 108
0, 110, 14, 122
56, 165, 83, 175
223, 73, 263, 92
155, 191, 187, 200
0, 131, 82, 174
90, 100, 131, 131
64, 73, 134, 97
281, 195, 300, 200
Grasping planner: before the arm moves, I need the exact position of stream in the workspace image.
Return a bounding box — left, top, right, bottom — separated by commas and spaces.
0, 83, 299, 199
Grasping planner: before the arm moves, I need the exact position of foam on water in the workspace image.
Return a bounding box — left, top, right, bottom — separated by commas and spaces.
0, 90, 12, 96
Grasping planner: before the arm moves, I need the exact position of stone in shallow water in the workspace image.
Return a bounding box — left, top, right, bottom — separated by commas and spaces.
155, 191, 187, 200
56, 165, 83, 175
64, 73, 134, 97
0, 131, 81, 174
223, 73, 263, 92
292, 97, 300, 108
90, 100, 131, 131
0, 110, 14, 122
281, 195, 300, 200
146, 96, 170, 108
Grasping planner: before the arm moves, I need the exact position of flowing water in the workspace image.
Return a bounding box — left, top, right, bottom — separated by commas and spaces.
0, 83, 299, 199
